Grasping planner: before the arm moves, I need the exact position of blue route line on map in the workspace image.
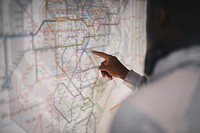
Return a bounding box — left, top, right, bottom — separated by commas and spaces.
0, 20, 56, 39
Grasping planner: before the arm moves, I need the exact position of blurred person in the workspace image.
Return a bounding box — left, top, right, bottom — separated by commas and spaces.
92, 0, 200, 132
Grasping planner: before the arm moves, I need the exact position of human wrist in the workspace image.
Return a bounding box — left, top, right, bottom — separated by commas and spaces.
120, 68, 129, 80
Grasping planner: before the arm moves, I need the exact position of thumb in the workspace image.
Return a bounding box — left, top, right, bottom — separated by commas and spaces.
99, 65, 109, 72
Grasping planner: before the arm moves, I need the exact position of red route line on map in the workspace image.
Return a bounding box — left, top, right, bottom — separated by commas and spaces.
18, 64, 44, 109
18, 0, 39, 31
1, 101, 47, 120
45, 0, 121, 27
0, 65, 64, 120
32, 96, 54, 133
11, 62, 61, 132
15, 0, 125, 40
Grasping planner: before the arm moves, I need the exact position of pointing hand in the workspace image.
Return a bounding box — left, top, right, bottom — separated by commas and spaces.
92, 51, 129, 80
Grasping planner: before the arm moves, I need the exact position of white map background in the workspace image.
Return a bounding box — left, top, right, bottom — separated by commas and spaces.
0, 0, 146, 132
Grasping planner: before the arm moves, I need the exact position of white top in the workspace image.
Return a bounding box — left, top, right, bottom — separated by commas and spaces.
111, 45, 200, 133
123, 70, 146, 90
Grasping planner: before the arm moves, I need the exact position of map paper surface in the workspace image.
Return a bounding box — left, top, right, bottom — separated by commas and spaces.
0, 0, 147, 132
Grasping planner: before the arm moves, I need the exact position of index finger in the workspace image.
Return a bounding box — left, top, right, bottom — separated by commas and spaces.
92, 51, 111, 60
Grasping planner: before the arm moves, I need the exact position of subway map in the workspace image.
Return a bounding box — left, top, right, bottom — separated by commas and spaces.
0, 0, 147, 133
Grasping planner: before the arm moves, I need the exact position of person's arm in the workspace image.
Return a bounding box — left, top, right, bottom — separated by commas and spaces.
92, 51, 146, 91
